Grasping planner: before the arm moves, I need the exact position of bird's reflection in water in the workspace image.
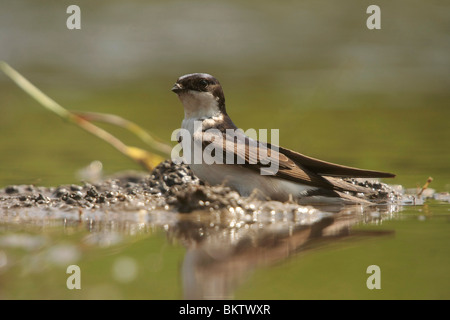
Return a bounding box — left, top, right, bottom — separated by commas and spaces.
167, 204, 399, 299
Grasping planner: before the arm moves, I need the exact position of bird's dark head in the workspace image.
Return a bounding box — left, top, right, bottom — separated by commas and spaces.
172, 73, 226, 119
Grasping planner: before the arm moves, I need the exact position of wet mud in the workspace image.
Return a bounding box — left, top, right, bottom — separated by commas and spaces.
0, 160, 407, 214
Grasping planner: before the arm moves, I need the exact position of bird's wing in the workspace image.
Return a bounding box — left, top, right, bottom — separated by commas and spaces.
197, 130, 392, 193
276, 145, 396, 178
198, 130, 336, 190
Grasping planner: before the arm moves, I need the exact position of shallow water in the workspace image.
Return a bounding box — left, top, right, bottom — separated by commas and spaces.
0, 199, 448, 299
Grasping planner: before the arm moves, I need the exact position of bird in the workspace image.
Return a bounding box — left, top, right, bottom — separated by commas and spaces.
171, 73, 395, 204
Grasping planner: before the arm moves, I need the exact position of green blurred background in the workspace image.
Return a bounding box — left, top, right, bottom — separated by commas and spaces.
0, 0, 449, 300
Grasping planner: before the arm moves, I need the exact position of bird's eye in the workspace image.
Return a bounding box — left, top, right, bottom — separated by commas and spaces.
199, 79, 208, 88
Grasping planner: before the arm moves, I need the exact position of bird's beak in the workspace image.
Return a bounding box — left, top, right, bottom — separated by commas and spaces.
171, 82, 183, 93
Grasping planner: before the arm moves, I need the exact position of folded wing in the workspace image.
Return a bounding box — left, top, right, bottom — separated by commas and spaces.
197, 130, 394, 194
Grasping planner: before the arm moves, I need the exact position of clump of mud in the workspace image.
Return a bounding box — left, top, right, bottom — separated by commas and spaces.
1, 160, 244, 213
0, 160, 192, 212
342, 178, 404, 203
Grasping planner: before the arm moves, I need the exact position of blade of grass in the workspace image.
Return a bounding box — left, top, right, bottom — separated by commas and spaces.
0, 61, 166, 171
74, 111, 172, 156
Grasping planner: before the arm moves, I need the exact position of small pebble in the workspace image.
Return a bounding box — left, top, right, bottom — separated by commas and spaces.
5, 186, 19, 194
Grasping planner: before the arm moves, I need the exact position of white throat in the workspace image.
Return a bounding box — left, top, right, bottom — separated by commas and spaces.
178, 90, 221, 120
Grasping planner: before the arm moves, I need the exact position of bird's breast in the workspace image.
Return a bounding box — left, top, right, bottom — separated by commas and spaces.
189, 163, 316, 202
